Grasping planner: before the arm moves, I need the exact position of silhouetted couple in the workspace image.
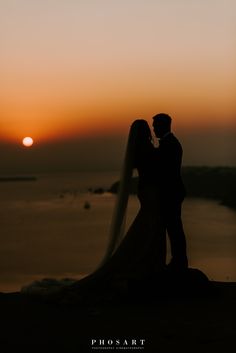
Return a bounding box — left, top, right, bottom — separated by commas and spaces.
66, 114, 188, 296
101, 113, 188, 275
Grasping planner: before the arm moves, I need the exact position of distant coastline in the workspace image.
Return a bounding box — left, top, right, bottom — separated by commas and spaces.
109, 167, 236, 210
0, 176, 37, 182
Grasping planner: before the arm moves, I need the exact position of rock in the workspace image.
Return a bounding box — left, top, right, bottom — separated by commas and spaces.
93, 188, 105, 194
84, 201, 91, 209
128, 268, 214, 299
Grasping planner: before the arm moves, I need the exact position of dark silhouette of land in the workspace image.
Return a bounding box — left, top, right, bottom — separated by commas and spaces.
109, 166, 236, 210
0, 277, 235, 352
0, 176, 37, 182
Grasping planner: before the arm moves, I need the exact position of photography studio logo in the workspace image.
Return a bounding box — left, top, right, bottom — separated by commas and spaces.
91, 338, 146, 350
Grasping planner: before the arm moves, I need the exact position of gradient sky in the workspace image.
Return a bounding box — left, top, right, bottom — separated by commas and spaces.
1, 0, 236, 172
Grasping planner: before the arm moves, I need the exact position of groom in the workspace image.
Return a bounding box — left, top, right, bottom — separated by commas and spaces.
152, 113, 188, 269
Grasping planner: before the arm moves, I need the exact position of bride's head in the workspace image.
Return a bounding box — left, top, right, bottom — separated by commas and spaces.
130, 119, 152, 145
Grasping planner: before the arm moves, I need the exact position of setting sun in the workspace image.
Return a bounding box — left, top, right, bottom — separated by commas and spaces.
22, 137, 34, 147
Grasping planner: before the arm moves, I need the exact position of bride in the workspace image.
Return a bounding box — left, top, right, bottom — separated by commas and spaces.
99, 119, 166, 274
22, 120, 166, 300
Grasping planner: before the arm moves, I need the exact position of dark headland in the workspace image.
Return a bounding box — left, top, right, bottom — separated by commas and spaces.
0, 176, 37, 182
109, 167, 236, 210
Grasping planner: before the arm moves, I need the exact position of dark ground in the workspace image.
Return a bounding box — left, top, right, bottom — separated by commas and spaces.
0, 277, 235, 353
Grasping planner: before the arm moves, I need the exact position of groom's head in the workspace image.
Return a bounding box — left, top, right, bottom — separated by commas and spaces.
152, 113, 172, 138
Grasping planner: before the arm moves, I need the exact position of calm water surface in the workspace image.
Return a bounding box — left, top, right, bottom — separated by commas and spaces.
0, 171, 235, 292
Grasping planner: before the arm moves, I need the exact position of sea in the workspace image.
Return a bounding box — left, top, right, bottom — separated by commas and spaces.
0, 171, 235, 292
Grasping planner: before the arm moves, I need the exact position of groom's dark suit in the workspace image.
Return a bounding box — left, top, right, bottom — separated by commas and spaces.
155, 132, 188, 267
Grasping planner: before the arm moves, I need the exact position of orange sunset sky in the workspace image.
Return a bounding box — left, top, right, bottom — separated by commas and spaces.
0, 0, 235, 172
